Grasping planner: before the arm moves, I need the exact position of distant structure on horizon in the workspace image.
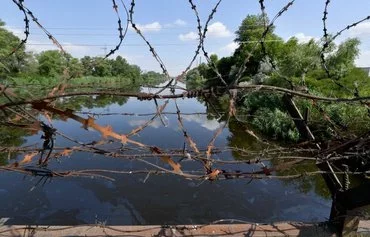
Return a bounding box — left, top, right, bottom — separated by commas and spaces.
358, 67, 370, 77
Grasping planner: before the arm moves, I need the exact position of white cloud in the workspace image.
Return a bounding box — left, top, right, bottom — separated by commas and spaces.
3, 26, 24, 38
290, 33, 318, 43
207, 22, 232, 38
179, 31, 198, 41
174, 19, 187, 26
182, 115, 220, 131
356, 50, 370, 67
2, 25, 91, 57
349, 22, 370, 38
135, 22, 162, 32
220, 42, 239, 54
179, 22, 231, 41
128, 119, 162, 128
25, 40, 90, 57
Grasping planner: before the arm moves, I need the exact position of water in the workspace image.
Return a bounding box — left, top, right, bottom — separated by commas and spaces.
0, 82, 331, 225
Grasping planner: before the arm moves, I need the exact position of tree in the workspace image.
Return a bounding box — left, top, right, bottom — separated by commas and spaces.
81, 56, 94, 76
233, 14, 284, 78
216, 56, 237, 84
0, 19, 28, 78
185, 67, 206, 89
325, 38, 360, 78
235, 14, 273, 43
126, 64, 141, 84
37, 50, 67, 77
67, 57, 83, 78
141, 71, 166, 85
91, 57, 112, 77
276, 38, 321, 85
110, 55, 130, 76
209, 54, 218, 65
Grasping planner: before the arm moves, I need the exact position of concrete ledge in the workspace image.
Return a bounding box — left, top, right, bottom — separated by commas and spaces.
0, 222, 336, 236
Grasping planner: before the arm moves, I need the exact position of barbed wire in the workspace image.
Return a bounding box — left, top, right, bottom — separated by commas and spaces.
8, 0, 29, 56
103, 0, 127, 59
0, 0, 369, 194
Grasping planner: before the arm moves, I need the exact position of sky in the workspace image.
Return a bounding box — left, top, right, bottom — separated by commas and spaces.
0, 0, 369, 76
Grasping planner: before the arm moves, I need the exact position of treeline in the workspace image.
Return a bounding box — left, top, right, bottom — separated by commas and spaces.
187, 14, 370, 141
0, 19, 166, 86
186, 14, 369, 96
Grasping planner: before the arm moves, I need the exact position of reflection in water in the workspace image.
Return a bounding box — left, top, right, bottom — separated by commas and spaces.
182, 114, 220, 131
226, 119, 331, 199
0, 82, 332, 225
0, 127, 27, 166
128, 119, 162, 129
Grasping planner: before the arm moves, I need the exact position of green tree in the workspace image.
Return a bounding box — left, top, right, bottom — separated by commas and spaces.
67, 57, 83, 78
276, 38, 321, 85
126, 65, 142, 83
37, 50, 67, 77
141, 71, 166, 85
81, 56, 94, 76
91, 57, 112, 77
185, 67, 206, 89
325, 38, 360, 79
0, 19, 28, 78
233, 14, 284, 78
110, 55, 130, 76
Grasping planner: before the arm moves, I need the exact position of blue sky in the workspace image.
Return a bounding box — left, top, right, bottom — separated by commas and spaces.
1, 0, 369, 76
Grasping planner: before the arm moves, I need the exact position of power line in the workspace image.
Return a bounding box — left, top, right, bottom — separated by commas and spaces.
23, 40, 284, 47
26, 43, 197, 47
6, 25, 266, 31
7, 32, 185, 36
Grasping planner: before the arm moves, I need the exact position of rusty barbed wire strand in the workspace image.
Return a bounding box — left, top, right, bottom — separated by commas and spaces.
0, 0, 369, 186
320, 0, 370, 94
174, 100, 200, 155
126, 100, 169, 137
8, 0, 29, 57
319, 4, 370, 116
257, 0, 295, 89
259, 0, 267, 28
2, 85, 370, 110
103, 0, 128, 58
194, 0, 228, 86
128, 0, 170, 81
233, 0, 295, 87
17, 1, 66, 54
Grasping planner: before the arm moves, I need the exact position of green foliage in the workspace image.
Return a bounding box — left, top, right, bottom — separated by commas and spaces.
0, 19, 158, 88
251, 108, 300, 141
305, 68, 369, 97
183, 13, 368, 142
276, 38, 321, 83
0, 126, 27, 165
241, 92, 283, 114
185, 67, 206, 89
110, 55, 129, 76
91, 57, 112, 77
81, 56, 94, 76
325, 38, 360, 78
37, 50, 67, 77
308, 102, 370, 138
0, 19, 29, 78
67, 57, 84, 78
233, 14, 284, 77
141, 71, 166, 86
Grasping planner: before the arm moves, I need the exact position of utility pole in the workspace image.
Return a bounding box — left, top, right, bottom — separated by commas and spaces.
197, 56, 202, 66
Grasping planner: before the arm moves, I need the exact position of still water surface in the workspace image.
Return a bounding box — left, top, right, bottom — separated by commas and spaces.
0, 83, 331, 225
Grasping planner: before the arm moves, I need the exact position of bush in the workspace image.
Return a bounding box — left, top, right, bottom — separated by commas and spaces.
251, 108, 300, 141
